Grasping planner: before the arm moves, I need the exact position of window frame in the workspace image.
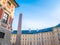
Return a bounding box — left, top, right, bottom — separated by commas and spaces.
2, 12, 9, 24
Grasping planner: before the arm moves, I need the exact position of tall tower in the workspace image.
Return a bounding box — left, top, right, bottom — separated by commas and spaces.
15, 13, 22, 45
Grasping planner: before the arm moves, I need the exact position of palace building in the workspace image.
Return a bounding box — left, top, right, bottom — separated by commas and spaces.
11, 24, 60, 45
0, 0, 18, 45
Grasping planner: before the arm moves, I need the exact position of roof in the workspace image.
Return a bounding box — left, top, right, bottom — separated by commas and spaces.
12, 30, 17, 34
12, 24, 60, 34
10, 0, 19, 7
29, 30, 38, 34
22, 30, 29, 34
38, 27, 53, 33
12, 27, 53, 34
55, 24, 60, 27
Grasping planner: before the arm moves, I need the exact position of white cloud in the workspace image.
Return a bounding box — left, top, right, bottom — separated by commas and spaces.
22, 19, 57, 30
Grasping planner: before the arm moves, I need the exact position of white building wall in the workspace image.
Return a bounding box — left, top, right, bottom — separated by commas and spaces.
11, 27, 60, 45
14, 31, 60, 45
0, 27, 11, 45
53, 28, 59, 45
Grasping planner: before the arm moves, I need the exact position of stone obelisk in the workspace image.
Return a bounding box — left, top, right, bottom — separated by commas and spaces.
15, 13, 22, 45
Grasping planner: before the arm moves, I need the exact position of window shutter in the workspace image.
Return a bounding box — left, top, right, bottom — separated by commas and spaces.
9, 15, 12, 24
0, 8, 3, 19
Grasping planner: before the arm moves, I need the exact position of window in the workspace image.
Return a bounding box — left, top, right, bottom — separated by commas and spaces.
58, 33, 60, 40
30, 42, 32, 45
7, 1, 11, 6
0, 32, 5, 38
2, 12, 9, 24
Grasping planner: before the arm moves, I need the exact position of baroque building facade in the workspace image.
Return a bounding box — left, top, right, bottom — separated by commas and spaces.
11, 24, 60, 45
0, 0, 18, 45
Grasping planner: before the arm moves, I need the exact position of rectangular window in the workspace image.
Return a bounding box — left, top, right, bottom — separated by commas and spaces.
0, 32, 5, 39
2, 12, 9, 24
30, 42, 32, 45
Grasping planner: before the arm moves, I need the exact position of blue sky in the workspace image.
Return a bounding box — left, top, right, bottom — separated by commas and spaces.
12, 0, 60, 30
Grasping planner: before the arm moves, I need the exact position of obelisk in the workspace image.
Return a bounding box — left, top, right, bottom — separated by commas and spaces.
15, 13, 22, 45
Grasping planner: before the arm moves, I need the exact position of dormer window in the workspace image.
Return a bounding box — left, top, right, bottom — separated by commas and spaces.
2, 12, 9, 24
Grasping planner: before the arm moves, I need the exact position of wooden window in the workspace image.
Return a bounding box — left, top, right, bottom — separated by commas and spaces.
9, 16, 12, 25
